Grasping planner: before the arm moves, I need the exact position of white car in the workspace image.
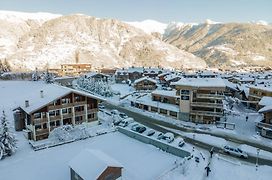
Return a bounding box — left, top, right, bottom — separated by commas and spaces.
110, 109, 119, 115
177, 137, 185, 147
223, 145, 248, 158
157, 132, 174, 143
118, 117, 134, 127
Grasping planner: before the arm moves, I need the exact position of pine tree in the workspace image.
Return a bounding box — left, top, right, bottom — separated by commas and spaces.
32, 68, 39, 81
44, 69, 54, 84
0, 111, 17, 160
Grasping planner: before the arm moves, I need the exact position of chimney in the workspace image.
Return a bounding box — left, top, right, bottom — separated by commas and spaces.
40, 90, 44, 98
25, 100, 29, 108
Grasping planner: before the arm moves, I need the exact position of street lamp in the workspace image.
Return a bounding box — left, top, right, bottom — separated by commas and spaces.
256, 148, 260, 171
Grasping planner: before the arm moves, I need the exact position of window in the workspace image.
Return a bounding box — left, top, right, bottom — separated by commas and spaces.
33, 113, 41, 119
49, 111, 55, 117
62, 108, 68, 114
75, 116, 83, 124
75, 106, 84, 112
151, 107, 158, 112
50, 121, 55, 127
180, 90, 189, 95
56, 120, 60, 126
35, 124, 42, 130
43, 123, 47, 129
181, 96, 189, 100
160, 109, 167, 114
62, 98, 70, 104
88, 113, 94, 119
170, 111, 177, 117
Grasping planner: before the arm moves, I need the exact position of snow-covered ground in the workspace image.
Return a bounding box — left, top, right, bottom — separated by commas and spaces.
107, 85, 272, 149
1, 81, 272, 180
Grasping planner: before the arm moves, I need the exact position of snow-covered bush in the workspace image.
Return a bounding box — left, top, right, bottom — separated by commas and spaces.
48, 124, 90, 143
0, 111, 17, 160
48, 125, 74, 143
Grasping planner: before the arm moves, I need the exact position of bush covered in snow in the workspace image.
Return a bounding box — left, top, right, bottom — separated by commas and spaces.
0, 111, 17, 160
77, 76, 113, 97
48, 124, 90, 143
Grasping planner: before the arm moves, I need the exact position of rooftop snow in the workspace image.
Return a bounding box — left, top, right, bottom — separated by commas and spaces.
171, 78, 226, 88
0, 81, 104, 114
69, 149, 123, 180
258, 105, 272, 113
127, 94, 180, 112
248, 84, 272, 92
259, 96, 272, 106
152, 90, 178, 98
134, 76, 157, 84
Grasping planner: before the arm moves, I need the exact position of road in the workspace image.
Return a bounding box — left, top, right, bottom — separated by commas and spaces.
104, 102, 272, 166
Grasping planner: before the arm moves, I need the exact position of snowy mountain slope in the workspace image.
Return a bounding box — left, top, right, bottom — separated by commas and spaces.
0, 11, 62, 59
163, 21, 272, 68
126, 19, 168, 34
0, 12, 206, 71
0, 10, 61, 24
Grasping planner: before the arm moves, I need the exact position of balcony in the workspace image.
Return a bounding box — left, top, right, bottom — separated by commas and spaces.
190, 110, 223, 117
88, 108, 98, 114
34, 118, 48, 124
35, 128, 49, 136
191, 102, 223, 108
49, 115, 61, 121
75, 111, 85, 116
196, 94, 224, 99
62, 113, 73, 119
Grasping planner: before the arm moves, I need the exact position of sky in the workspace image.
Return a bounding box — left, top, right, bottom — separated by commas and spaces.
0, 0, 271, 23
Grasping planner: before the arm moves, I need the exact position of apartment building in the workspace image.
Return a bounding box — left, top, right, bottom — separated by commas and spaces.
15, 83, 103, 141
172, 78, 226, 124
134, 76, 157, 91
248, 85, 272, 109
60, 63, 92, 76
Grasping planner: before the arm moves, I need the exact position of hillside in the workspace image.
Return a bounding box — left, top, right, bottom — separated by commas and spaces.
0, 11, 206, 71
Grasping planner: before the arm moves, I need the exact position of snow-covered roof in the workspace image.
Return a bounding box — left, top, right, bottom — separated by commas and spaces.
259, 96, 272, 106
171, 78, 226, 88
69, 149, 123, 180
164, 74, 181, 82
19, 82, 104, 114
143, 67, 163, 74
158, 72, 171, 77
134, 76, 157, 84
248, 84, 272, 92
223, 79, 237, 91
198, 71, 218, 76
127, 94, 180, 112
232, 77, 255, 82
127, 67, 144, 73
84, 72, 109, 78
258, 105, 272, 113
152, 90, 178, 98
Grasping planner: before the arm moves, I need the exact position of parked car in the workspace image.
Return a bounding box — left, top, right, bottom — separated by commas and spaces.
157, 132, 164, 140
118, 117, 134, 127
177, 138, 185, 147
163, 132, 175, 143
110, 109, 119, 115
131, 124, 146, 133
223, 145, 248, 158
119, 112, 128, 119
157, 132, 175, 143
146, 129, 155, 136
98, 104, 105, 110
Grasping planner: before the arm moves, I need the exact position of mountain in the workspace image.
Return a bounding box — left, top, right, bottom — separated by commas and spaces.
126, 20, 167, 34
162, 21, 272, 68
0, 11, 206, 71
